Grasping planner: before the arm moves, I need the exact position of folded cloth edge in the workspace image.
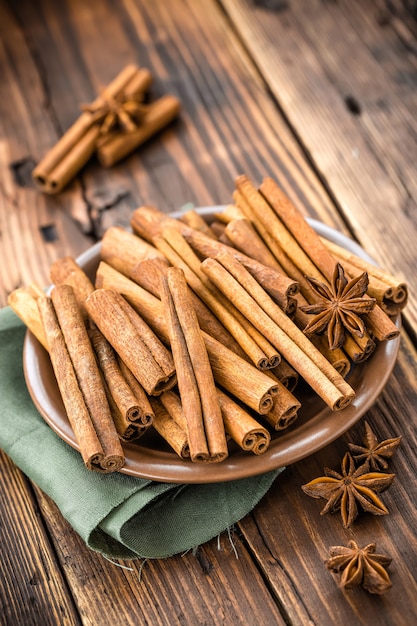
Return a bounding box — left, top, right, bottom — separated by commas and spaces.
0, 306, 283, 560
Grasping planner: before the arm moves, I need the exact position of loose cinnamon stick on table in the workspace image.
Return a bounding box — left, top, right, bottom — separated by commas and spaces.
96, 94, 181, 167
37, 295, 107, 471
8, 283, 48, 350
160, 267, 228, 463
201, 252, 355, 411
85, 288, 176, 396
33, 65, 152, 194
95, 262, 282, 415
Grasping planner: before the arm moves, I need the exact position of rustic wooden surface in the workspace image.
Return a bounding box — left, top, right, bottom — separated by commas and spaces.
1, 0, 416, 624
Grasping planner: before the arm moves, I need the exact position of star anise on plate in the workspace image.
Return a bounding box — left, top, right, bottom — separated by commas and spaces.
325, 540, 392, 595
349, 421, 402, 471
300, 263, 376, 349
82, 93, 149, 136
301, 452, 395, 528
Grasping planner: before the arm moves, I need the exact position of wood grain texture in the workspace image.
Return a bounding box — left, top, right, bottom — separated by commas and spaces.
239, 332, 417, 625
219, 0, 417, 333
35, 487, 286, 626
3, 0, 342, 236
1, 0, 417, 624
0, 451, 81, 626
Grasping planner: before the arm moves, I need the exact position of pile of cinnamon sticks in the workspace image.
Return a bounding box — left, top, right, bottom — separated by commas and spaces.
9, 175, 406, 472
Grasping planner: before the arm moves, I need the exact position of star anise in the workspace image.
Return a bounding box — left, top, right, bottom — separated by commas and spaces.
300, 263, 376, 349
325, 540, 392, 595
82, 93, 149, 136
349, 421, 402, 471
301, 452, 395, 528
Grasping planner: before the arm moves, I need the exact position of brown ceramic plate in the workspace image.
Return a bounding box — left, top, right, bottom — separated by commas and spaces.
23, 207, 401, 483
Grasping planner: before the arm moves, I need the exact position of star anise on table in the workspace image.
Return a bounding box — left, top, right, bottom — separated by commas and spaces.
82, 93, 149, 136
349, 421, 402, 471
301, 452, 395, 528
300, 263, 376, 350
325, 540, 392, 595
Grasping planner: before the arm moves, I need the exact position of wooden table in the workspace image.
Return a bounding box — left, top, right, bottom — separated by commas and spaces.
1, 0, 416, 624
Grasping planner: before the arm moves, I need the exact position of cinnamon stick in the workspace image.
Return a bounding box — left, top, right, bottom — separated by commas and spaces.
216, 389, 271, 455
117, 359, 155, 427
37, 295, 107, 471
160, 268, 228, 462
103, 378, 147, 442
95, 261, 283, 415
154, 228, 278, 370
85, 288, 176, 395
101, 226, 165, 278
179, 209, 217, 239
224, 217, 281, 270
88, 322, 150, 426
50, 284, 125, 470
201, 252, 355, 411
321, 237, 408, 316
149, 397, 190, 460
130, 205, 299, 304
131, 257, 245, 357
50, 256, 95, 318
33, 65, 152, 193
258, 176, 399, 343
8, 283, 48, 350
159, 390, 188, 432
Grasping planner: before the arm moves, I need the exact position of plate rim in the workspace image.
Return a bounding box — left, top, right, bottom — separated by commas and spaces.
23, 207, 401, 483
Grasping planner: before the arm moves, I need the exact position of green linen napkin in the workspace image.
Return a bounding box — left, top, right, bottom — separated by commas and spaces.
0, 306, 282, 560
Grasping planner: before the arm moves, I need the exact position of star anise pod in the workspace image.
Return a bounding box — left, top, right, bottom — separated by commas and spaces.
300, 263, 376, 349
82, 93, 149, 136
301, 452, 395, 528
349, 421, 402, 471
325, 540, 392, 595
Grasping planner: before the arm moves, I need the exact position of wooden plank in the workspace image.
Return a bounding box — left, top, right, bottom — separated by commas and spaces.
0, 451, 81, 625
4, 0, 343, 238
239, 331, 417, 624
219, 0, 417, 332
35, 487, 286, 626
0, 2, 94, 307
